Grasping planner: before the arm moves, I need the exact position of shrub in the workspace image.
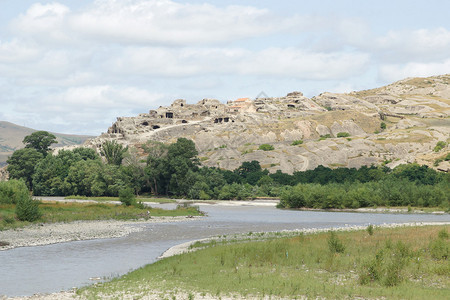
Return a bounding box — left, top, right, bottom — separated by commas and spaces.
433, 141, 447, 152
15, 195, 41, 222
0, 180, 30, 204
367, 224, 374, 236
199, 190, 211, 200
380, 122, 386, 130
445, 153, 450, 161
429, 229, 449, 260
438, 228, 449, 239
328, 231, 345, 253
291, 140, 303, 146
359, 241, 411, 286
119, 188, 136, 206
258, 144, 274, 151
319, 134, 331, 141
337, 132, 350, 138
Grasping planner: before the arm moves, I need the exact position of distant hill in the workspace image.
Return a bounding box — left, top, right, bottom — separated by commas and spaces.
87, 74, 450, 173
0, 121, 93, 166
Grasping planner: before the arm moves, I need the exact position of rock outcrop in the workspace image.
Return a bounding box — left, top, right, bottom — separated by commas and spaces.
83, 74, 449, 173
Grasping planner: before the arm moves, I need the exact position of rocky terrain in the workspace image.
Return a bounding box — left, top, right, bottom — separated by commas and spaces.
83, 75, 448, 173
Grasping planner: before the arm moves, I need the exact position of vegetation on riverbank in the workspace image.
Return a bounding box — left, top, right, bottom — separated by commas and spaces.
278, 179, 449, 210
5, 132, 449, 210
0, 201, 202, 231
80, 225, 449, 299
64, 195, 176, 203
1, 192, 203, 231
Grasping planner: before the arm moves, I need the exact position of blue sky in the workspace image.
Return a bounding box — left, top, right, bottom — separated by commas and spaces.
0, 0, 449, 135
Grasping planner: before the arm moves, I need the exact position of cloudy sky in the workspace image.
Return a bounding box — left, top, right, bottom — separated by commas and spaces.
1, 0, 449, 135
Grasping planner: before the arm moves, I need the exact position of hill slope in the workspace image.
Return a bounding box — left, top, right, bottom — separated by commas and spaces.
85, 74, 450, 173
0, 121, 93, 166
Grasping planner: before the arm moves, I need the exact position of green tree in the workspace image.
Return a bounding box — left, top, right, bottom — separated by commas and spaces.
166, 138, 199, 195
23, 131, 57, 156
122, 147, 148, 195
32, 155, 66, 196
6, 148, 44, 190
145, 141, 170, 195
100, 140, 128, 165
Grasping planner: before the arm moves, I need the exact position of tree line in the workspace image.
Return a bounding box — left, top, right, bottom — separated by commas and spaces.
5, 131, 449, 209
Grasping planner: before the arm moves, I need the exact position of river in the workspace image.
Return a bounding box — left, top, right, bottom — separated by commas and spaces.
1, 204, 449, 297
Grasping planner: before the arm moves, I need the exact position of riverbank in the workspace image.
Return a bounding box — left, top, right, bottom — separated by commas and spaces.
5, 222, 449, 300
0, 216, 202, 251
159, 221, 450, 258
80, 223, 449, 300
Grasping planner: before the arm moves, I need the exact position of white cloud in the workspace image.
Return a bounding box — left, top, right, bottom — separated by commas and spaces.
108, 46, 369, 80
9, 85, 164, 134
10, 0, 301, 46
379, 59, 450, 82
375, 27, 450, 62
0, 39, 41, 63
10, 2, 71, 43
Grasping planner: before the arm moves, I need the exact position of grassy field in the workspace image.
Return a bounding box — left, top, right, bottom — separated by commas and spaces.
0, 201, 203, 230
80, 225, 449, 299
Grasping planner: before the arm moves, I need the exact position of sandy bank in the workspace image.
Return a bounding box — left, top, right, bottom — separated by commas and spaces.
0, 216, 201, 251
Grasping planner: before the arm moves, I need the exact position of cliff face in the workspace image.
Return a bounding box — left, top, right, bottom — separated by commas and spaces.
87, 74, 450, 173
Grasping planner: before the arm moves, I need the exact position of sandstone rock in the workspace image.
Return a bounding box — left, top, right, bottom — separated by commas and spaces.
394, 119, 426, 129
315, 125, 331, 136
79, 74, 450, 173
0, 166, 8, 181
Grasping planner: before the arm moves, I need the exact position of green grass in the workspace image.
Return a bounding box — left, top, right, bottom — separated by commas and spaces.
80, 225, 449, 299
0, 202, 203, 231
64, 195, 176, 203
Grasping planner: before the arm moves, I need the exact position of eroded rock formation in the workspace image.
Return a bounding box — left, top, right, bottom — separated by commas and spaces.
83, 74, 449, 173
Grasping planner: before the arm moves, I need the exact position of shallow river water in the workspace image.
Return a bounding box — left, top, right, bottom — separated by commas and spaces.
1, 204, 449, 297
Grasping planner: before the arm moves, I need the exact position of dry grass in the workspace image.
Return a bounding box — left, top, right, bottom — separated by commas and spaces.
373, 132, 433, 145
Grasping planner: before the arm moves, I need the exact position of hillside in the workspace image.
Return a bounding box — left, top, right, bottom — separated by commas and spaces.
0, 121, 93, 167
84, 74, 449, 173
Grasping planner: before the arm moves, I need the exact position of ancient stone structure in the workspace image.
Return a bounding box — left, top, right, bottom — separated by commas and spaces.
83, 74, 449, 173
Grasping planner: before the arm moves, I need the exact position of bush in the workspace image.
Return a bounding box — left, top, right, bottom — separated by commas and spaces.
337, 132, 350, 138
328, 231, 345, 253
438, 228, 449, 239
380, 122, 386, 130
119, 188, 136, 206
429, 229, 449, 260
258, 144, 274, 151
0, 180, 30, 204
359, 241, 411, 286
15, 195, 41, 222
319, 134, 331, 140
367, 224, 374, 236
291, 140, 303, 146
433, 141, 447, 152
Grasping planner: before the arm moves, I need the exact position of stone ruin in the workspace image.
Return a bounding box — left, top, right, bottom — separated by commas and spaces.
103, 92, 325, 140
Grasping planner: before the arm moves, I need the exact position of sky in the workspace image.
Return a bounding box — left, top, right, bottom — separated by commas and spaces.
0, 0, 449, 135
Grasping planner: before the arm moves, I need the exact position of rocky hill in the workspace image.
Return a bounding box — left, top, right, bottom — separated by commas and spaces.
86, 74, 450, 173
0, 121, 93, 167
